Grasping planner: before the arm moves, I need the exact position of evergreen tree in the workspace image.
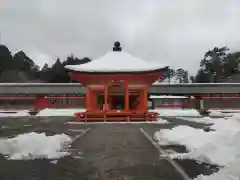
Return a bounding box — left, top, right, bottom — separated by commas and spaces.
163, 68, 175, 83
0, 44, 14, 72
175, 68, 185, 83
195, 69, 212, 83
200, 46, 229, 81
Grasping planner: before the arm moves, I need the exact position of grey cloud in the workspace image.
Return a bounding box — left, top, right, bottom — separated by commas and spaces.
0, 0, 240, 74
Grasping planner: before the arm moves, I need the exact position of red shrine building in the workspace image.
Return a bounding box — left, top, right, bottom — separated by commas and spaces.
65, 42, 168, 121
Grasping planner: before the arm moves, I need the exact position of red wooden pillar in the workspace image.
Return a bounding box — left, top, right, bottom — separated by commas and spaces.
124, 82, 129, 111
85, 87, 91, 111
104, 84, 108, 111
33, 96, 49, 110
143, 88, 148, 112
137, 90, 142, 110
91, 91, 97, 110
83, 95, 86, 108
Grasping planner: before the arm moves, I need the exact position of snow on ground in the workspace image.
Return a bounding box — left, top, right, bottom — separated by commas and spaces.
151, 108, 238, 118
208, 110, 225, 117
150, 108, 201, 117
210, 109, 240, 113
209, 109, 240, 117
0, 132, 72, 160
176, 117, 214, 124
154, 113, 240, 180
0, 107, 232, 118
0, 108, 234, 119
36, 108, 85, 116
0, 110, 30, 117
157, 118, 169, 124
150, 95, 189, 99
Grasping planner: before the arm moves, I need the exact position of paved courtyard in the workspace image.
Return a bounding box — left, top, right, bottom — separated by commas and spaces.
0, 117, 218, 180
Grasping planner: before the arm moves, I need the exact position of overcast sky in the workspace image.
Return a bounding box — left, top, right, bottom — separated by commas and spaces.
1, 0, 240, 75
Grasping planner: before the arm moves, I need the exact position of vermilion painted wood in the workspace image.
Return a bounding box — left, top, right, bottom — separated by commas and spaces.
83, 81, 150, 121
71, 71, 163, 86
0, 96, 84, 100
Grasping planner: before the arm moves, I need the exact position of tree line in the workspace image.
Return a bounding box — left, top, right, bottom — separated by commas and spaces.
0, 43, 240, 83
162, 46, 240, 83
0, 44, 91, 82
194, 47, 240, 82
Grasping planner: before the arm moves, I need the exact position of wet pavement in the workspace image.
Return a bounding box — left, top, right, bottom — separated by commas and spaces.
0, 116, 219, 180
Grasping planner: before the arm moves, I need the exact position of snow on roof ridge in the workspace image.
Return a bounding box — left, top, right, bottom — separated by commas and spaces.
65, 50, 168, 72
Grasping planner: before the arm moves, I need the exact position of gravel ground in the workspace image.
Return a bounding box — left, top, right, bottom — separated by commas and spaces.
0, 116, 219, 180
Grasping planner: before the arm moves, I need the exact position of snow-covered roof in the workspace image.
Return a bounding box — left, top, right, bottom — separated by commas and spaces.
65, 51, 168, 73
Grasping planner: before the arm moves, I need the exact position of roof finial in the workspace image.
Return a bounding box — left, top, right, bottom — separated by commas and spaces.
113, 41, 122, 52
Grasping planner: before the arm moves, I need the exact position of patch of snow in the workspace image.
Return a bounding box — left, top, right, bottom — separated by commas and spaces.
208, 110, 224, 117
220, 109, 240, 113
0, 110, 30, 117
1, 125, 10, 129
209, 109, 240, 116
154, 114, 240, 180
154, 126, 209, 147
73, 152, 84, 160
150, 95, 189, 99
50, 160, 58, 164
0, 132, 72, 160
177, 117, 214, 124
65, 51, 168, 72
208, 109, 240, 117
73, 155, 84, 159
211, 115, 240, 131
23, 124, 32, 127
150, 108, 201, 117
157, 118, 169, 124
36, 108, 85, 116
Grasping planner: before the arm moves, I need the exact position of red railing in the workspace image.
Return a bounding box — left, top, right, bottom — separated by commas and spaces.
0, 96, 85, 109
